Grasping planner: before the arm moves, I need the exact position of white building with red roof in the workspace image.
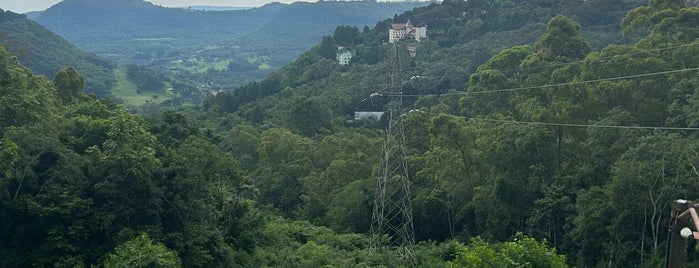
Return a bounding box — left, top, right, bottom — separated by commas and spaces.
389, 20, 427, 43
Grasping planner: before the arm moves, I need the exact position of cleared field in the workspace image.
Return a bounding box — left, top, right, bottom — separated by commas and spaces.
111, 68, 175, 107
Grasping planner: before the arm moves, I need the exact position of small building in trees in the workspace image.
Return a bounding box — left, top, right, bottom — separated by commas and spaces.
389, 20, 427, 43
354, 111, 384, 120
336, 46, 353, 65
407, 46, 417, 58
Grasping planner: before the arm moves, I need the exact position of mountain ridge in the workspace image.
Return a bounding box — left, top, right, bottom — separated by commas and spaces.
28, 0, 429, 90
0, 9, 116, 96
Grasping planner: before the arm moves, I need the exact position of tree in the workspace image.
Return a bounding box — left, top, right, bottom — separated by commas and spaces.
0, 121, 94, 267
333, 25, 361, 46
53, 66, 84, 104
0, 46, 60, 133
318, 36, 339, 60
149, 110, 198, 147
87, 110, 162, 234
256, 128, 312, 215
447, 234, 567, 268
282, 96, 332, 137
103, 233, 181, 268
621, 0, 687, 36
126, 64, 165, 93
160, 136, 256, 267
603, 132, 699, 266
220, 124, 260, 170
326, 179, 375, 234
538, 15, 591, 61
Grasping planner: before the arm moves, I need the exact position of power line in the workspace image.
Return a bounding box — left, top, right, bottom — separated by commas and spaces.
418, 111, 699, 131
357, 43, 699, 105
385, 67, 699, 97
495, 42, 699, 74
402, 42, 699, 80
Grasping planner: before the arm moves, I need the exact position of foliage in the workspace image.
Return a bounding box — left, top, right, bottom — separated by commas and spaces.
0, 9, 116, 97
103, 233, 182, 268
127, 64, 165, 93
4, 0, 699, 267
447, 234, 567, 268
54, 66, 84, 104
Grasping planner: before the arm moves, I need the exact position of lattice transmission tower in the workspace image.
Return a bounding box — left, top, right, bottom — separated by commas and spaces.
369, 44, 416, 265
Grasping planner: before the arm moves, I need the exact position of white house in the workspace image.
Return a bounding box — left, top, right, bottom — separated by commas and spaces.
389, 20, 427, 43
336, 47, 352, 65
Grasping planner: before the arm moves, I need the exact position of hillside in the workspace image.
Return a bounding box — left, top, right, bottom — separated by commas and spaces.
0, 9, 116, 96
209, 0, 648, 118
4, 0, 699, 267
239, 1, 435, 67
29, 0, 429, 89
199, 0, 699, 266
28, 0, 284, 60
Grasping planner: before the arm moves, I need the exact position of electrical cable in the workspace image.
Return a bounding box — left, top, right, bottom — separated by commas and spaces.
415, 111, 699, 131
382, 67, 699, 97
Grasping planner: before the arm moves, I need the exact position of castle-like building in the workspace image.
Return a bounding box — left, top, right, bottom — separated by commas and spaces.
389, 20, 427, 43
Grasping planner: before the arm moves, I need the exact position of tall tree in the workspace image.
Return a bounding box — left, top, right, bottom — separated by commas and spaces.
103, 233, 181, 268
87, 110, 162, 236
0, 46, 60, 133
256, 128, 312, 215
53, 66, 84, 104
160, 137, 256, 267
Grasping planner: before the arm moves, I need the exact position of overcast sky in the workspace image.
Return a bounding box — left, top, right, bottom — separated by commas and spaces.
0, 0, 299, 13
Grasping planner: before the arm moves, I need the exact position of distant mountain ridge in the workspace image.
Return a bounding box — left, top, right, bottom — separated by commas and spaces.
0, 9, 116, 96
28, 0, 429, 89
243, 1, 433, 66
29, 0, 284, 55
181, 6, 253, 11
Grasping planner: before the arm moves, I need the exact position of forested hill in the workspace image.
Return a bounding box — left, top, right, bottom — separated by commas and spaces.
206, 0, 647, 119
28, 0, 429, 88
4, 0, 699, 267
239, 1, 437, 67
0, 9, 116, 96
201, 0, 699, 266
28, 0, 284, 51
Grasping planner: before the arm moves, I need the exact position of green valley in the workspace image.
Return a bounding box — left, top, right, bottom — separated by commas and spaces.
28, 0, 430, 92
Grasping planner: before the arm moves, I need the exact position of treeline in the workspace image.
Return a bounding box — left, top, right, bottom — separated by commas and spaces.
126, 64, 165, 93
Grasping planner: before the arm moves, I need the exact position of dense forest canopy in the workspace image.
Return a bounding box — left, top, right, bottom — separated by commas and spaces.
2, 0, 699, 267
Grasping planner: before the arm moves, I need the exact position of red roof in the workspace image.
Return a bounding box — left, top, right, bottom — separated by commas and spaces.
391, 20, 413, 30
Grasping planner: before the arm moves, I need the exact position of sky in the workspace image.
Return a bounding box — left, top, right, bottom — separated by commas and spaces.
0, 0, 297, 13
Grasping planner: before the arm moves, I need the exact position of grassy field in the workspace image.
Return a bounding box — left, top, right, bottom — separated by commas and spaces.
185, 59, 230, 73
111, 68, 176, 107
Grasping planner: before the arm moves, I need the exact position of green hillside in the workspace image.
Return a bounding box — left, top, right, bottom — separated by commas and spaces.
200, 0, 699, 266
29, 0, 429, 91
207, 0, 647, 118
0, 9, 116, 97
3, 0, 699, 267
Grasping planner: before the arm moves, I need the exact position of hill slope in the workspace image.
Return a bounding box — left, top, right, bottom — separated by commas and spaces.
208, 0, 648, 118
239, 1, 433, 67
28, 0, 429, 89
0, 9, 116, 96
199, 0, 699, 266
